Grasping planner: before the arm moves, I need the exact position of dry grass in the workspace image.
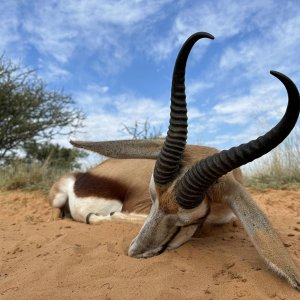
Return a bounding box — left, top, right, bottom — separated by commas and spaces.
1, 130, 300, 192
0, 161, 69, 192
244, 130, 300, 190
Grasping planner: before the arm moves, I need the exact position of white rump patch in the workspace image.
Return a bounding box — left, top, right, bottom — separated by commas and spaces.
53, 175, 123, 223
52, 176, 75, 208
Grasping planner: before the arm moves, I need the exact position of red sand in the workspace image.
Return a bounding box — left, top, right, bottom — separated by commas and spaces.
1, 189, 299, 299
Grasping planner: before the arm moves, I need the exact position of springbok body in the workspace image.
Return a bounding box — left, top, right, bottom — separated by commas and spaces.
49, 158, 153, 224
58, 32, 300, 290
50, 146, 242, 225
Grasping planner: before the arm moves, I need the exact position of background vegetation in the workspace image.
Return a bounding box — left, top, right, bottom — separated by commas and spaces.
1, 54, 300, 192
0, 142, 88, 191
243, 129, 300, 190
0, 55, 84, 162
121, 120, 162, 140
0, 55, 86, 192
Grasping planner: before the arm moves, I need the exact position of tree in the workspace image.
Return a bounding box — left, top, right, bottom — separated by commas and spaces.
121, 120, 162, 140
23, 141, 87, 170
0, 55, 85, 161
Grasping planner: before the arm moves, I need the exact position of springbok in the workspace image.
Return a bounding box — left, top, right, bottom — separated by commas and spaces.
52, 32, 300, 290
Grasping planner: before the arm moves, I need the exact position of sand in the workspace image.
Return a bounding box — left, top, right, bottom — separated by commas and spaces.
0, 189, 299, 299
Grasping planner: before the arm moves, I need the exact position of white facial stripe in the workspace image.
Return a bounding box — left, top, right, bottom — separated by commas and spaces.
149, 174, 156, 203
138, 189, 160, 234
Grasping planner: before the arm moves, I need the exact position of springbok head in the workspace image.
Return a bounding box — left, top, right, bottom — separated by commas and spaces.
71, 32, 300, 289
124, 32, 300, 258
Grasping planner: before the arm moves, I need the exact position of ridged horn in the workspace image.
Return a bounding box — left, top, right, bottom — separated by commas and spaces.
176, 71, 300, 209
154, 32, 214, 186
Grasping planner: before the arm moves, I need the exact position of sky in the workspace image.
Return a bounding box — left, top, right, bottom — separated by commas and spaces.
1, 0, 300, 165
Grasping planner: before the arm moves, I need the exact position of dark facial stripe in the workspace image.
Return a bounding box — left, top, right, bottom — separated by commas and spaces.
74, 172, 127, 201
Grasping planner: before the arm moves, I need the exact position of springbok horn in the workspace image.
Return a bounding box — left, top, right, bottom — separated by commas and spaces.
154, 32, 214, 186
176, 71, 300, 209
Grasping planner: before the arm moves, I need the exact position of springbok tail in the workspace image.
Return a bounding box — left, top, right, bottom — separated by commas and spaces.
225, 182, 300, 290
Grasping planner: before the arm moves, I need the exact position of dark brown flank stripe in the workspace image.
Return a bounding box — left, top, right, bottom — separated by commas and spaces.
74, 172, 127, 202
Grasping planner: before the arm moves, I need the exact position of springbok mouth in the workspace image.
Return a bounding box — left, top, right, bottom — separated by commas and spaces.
129, 215, 210, 258
157, 227, 181, 255
128, 227, 182, 258
155, 215, 209, 255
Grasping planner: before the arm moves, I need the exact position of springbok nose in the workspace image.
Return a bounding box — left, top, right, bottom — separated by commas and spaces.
128, 246, 136, 257
128, 238, 139, 257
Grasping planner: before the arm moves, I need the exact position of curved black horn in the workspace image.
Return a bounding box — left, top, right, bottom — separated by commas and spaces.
154, 32, 214, 186
176, 71, 300, 209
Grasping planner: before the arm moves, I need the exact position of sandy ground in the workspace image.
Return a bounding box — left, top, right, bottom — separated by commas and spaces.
0, 189, 299, 300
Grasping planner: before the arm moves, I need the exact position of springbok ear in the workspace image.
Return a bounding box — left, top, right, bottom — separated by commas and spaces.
226, 182, 300, 289
70, 139, 164, 159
